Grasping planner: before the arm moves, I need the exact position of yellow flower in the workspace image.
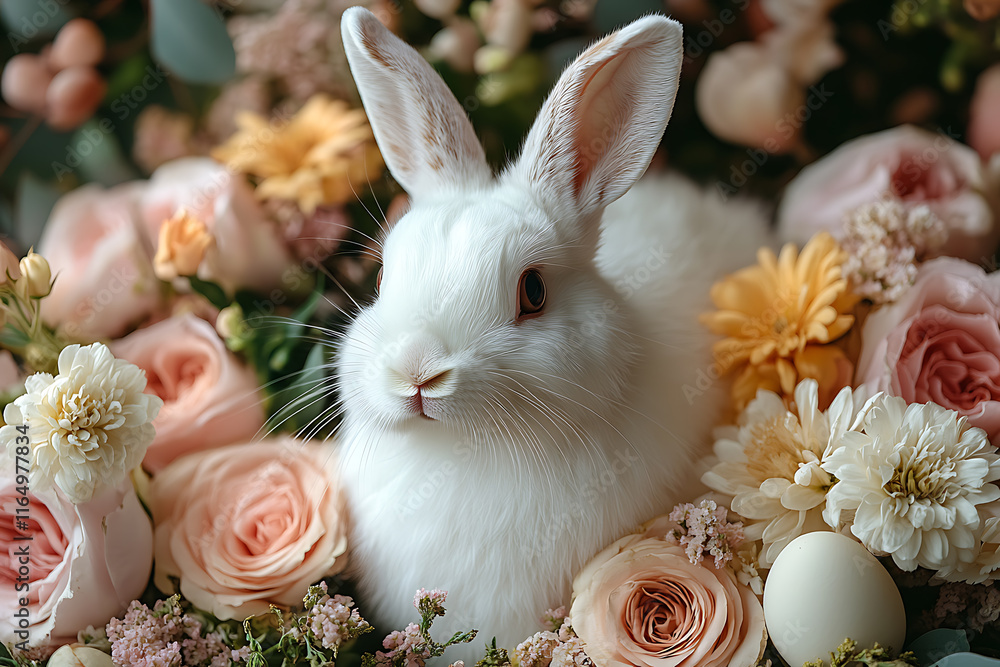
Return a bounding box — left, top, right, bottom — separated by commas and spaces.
211, 95, 384, 214
154, 209, 214, 281
701, 232, 858, 410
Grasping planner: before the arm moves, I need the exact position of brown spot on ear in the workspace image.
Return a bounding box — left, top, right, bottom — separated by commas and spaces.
360, 31, 395, 71
387, 143, 409, 171
428, 154, 444, 171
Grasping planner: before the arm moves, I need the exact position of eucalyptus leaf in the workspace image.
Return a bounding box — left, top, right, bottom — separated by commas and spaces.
149, 0, 236, 85
908, 629, 971, 667
1, 0, 70, 44
14, 171, 62, 249
930, 654, 1000, 667
72, 119, 138, 187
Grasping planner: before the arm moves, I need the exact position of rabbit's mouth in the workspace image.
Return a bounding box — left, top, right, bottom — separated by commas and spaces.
407, 392, 438, 420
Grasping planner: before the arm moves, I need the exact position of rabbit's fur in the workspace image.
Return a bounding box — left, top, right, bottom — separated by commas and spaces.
336, 8, 772, 660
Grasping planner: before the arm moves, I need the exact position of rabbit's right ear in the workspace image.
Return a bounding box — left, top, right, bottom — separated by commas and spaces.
341, 8, 492, 199
508, 16, 683, 233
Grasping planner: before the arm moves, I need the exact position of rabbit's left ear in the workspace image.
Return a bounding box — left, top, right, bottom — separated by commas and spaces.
341, 8, 492, 199
509, 16, 683, 222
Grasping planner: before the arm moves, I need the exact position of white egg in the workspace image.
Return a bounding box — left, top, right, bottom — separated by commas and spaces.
763, 531, 906, 667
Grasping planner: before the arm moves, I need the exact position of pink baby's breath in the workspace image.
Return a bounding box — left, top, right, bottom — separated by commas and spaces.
106, 598, 247, 667
304, 582, 372, 651
667, 500, 745, 568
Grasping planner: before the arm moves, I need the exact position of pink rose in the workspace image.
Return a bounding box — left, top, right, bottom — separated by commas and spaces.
39, 183, 164, 340
149, 438, 349, 620
777, 125, 999, 262
570, 528, 766, 667
970, 64, 1000, 161
0, 350, 21, 392
111, 313, 266, 474
139, 158, 295, 294
856, 257, 1000, 444
0, 480, 153, 647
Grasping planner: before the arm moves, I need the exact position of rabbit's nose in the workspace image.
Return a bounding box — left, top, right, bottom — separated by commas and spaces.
415, 368, 455, 397
386, 366, 457, 398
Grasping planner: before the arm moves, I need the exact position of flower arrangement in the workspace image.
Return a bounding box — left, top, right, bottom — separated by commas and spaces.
0, 1, 999, 667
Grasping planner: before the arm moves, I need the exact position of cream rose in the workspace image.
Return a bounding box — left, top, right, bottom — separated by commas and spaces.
0, 479, 153, 648
777, 125, 999, 262
139, 158, 295, 294
150, 438, 349, 620
856, 257, 1000, 444
111, 313, 266, 473
570, 526, 766, 667
696, 42, 804, 154
39, 183, 164, 340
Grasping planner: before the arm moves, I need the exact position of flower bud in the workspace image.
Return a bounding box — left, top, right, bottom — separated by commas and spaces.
153, 209, 214, 281
47, 643, 115, 667
18, 250, 53, 297
215, 304, 250, 351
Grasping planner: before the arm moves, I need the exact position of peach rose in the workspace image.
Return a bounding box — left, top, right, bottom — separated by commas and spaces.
139, 158, 295, 294
0, 479, 153, 647
777, 125, 999, 262
111, 313, 267, 473
150, 438, 349, 620
39, 183, 164, 340
570, 529, 766, 667
970, 64, 1000, 161
856, 257, 1000, 444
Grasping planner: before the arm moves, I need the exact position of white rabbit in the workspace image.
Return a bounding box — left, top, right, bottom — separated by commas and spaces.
336, 7, 771, 661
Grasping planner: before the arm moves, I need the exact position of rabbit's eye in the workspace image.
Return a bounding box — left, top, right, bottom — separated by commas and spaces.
376, 266, 383, 294
517, 268, 546, 319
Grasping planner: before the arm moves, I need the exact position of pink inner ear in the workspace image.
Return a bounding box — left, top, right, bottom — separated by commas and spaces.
572, 50, 633, 199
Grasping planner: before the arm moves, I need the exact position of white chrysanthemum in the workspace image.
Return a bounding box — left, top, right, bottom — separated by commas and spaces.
822, 395, 1000, 573
936, 504, 1000, 584
1, 343, 162, 503
702, 378, 865, 567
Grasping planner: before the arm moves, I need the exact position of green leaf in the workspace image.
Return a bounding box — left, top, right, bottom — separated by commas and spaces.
149, 0, 236, 85
188, 276, 230, 310
268, 342, 329, 433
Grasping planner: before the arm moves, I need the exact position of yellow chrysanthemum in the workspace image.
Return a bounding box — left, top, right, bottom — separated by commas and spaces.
701, 232, 858, 410
211, 95, 384, 214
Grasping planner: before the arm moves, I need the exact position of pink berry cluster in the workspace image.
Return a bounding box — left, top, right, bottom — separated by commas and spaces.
2, 18, 106, 131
